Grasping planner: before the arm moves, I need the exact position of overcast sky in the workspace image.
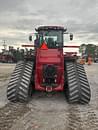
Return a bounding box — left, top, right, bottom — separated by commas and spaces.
0, 0, 98, 49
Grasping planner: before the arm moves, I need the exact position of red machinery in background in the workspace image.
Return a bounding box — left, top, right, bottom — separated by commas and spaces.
0, 51, 15, 63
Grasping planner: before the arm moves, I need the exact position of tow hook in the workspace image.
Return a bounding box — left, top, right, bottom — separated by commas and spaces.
46, 86, 52, 92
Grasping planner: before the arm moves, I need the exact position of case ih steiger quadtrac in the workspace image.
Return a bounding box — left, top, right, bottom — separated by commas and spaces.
7, 26, 91, 104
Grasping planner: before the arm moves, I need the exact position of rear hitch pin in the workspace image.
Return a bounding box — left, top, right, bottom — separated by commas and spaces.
46, 87, 52, 92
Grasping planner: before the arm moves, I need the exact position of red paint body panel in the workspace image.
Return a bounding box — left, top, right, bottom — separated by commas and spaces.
35, 48, 64, 91
22, 45, 35, 47
64, 45, 80, 48
22, 45, 80, 48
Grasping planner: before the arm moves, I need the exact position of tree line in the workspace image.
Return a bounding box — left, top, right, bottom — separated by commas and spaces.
79, 44, 98, 59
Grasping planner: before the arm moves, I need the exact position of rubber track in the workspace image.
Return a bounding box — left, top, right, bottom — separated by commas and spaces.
7, 61, 33, 102
65, 62, 91, 104
76, 63, 91, 103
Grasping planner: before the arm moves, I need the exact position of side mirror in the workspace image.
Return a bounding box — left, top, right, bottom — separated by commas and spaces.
29, 35, 32, 41
70, 33, 73, 40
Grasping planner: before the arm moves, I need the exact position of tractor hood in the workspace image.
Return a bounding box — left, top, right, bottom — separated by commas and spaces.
37, 48, 63, 64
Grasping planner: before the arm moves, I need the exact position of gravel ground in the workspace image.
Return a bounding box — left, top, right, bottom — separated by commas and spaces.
0, 63, 98, 130
0, 63, 15, 108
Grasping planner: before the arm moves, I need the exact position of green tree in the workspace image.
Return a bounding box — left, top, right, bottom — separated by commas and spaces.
86, 44, 96, 58
79, 44, 86, 53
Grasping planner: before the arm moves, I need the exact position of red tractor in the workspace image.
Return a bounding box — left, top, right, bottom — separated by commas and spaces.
7, 26, 91, 104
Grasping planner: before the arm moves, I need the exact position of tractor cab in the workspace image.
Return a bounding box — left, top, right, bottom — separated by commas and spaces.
29, 26, 69, 49
36, 26, 65, 49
